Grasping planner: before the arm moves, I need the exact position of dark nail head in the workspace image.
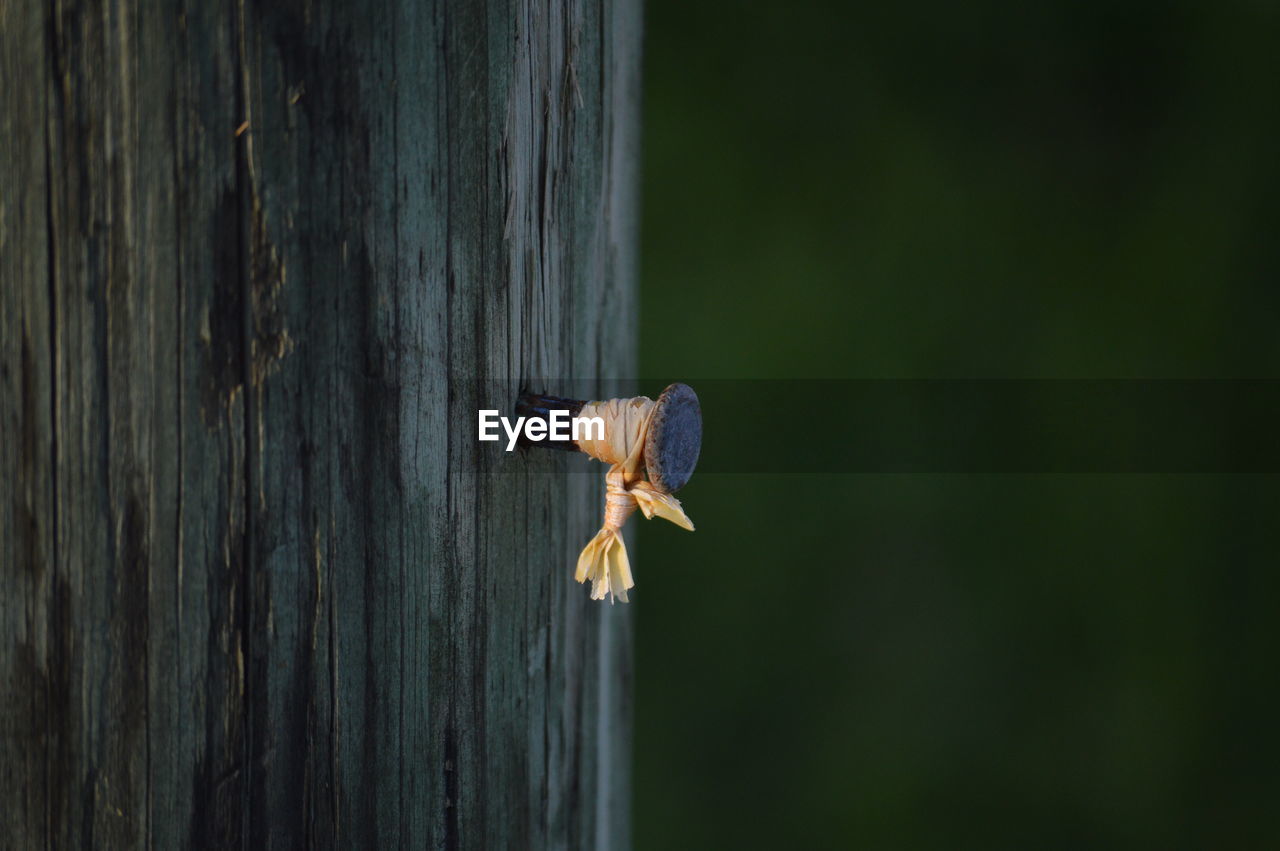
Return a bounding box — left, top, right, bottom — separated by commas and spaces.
644, 383, 702, 493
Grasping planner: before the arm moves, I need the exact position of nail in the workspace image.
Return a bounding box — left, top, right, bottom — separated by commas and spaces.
515, 383, 702, 493
514, 391, 587, 453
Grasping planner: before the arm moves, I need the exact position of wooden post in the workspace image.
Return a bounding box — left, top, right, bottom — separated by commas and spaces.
1, 0, 641, 846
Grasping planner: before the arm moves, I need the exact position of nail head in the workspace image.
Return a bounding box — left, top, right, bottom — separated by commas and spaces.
644, 383, 702, 493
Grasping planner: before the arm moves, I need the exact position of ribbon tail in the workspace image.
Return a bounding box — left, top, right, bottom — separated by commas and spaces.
575, 527, 635, 603
632, 487, 696, 531
576, 527, 610, 584
607, 535, 634, 603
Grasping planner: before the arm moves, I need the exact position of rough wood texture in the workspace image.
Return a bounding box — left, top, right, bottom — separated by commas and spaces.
1, 0, 641, 846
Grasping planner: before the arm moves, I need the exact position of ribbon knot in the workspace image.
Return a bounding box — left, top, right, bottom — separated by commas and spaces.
573, 397, 695, 602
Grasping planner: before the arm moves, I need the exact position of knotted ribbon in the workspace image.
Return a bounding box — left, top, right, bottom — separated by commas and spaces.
574, 396, 694, 602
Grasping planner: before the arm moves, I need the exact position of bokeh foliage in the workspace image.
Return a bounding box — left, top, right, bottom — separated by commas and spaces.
635, 1, 1280, 847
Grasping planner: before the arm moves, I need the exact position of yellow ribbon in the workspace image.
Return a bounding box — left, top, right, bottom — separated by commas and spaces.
573, 397, 694, 602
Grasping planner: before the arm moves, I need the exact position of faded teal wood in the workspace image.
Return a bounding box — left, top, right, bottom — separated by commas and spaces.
0, 0, 640, 847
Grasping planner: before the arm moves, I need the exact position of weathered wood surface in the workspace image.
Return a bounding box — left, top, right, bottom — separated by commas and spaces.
0, 0, 641, 846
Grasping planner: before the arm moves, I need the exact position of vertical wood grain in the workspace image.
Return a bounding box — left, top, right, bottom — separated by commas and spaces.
0, 0, 640, 846
1, 1, 53, 845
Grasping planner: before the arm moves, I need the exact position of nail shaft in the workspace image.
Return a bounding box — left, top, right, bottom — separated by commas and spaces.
514, 391, 587, 451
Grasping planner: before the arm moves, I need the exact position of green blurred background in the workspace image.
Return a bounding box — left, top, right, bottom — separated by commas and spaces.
633, 1, 1280, 848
